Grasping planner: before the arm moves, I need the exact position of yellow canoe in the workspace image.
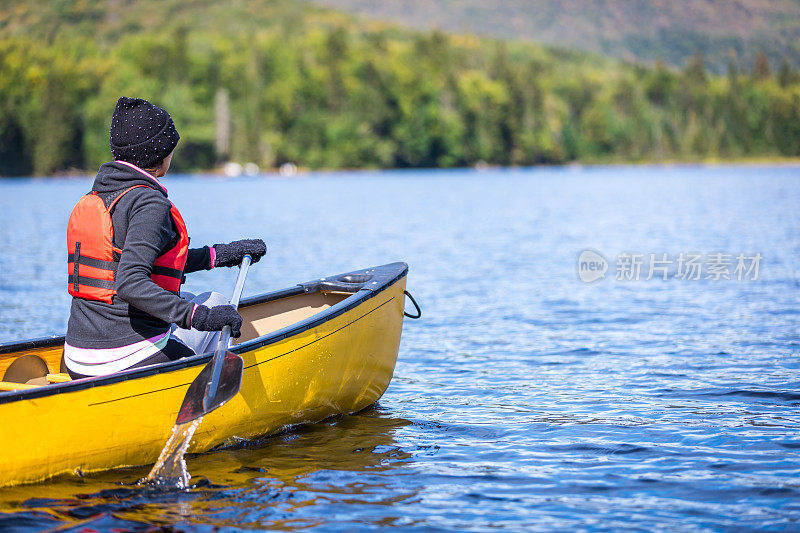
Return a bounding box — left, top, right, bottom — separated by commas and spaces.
0, 262, 409, 488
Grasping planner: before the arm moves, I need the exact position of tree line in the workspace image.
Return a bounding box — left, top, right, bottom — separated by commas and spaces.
0, 23, 798, 176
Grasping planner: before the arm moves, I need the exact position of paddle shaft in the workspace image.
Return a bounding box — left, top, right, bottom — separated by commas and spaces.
203, 255, 252, 411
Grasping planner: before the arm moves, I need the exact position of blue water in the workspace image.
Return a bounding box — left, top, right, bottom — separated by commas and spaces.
0, 165, 799, 531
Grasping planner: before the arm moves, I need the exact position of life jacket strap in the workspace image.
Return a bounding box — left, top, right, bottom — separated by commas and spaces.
72, 242, 81, 292
67, 253, 118, 271
67, 275, 116, 290
151, 265, 183, 278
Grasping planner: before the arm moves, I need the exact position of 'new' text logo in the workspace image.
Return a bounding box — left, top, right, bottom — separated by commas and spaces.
577, 250, 608, 283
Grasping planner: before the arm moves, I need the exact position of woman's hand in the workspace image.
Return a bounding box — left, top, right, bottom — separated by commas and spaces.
213, 239, 267, 267
191, 304, 243, 338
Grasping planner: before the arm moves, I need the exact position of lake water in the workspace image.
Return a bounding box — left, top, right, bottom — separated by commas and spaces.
0, 164, 799, 531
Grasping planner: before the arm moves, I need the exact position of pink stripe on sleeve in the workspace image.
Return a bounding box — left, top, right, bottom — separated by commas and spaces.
209, 246, 216, 269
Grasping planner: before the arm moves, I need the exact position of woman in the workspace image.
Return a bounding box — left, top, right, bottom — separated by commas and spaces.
64, 96, 266, 379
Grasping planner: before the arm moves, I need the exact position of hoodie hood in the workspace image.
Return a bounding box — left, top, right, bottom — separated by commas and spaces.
92, 161, 169, 198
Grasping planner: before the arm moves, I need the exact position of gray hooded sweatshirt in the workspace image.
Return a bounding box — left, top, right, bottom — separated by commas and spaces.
66, 161, 212, 349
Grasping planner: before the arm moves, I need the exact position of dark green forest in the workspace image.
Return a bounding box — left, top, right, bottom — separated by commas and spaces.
1, 0, 799, 176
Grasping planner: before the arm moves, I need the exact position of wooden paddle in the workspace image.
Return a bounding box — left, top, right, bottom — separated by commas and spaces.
175, 255, 251, 424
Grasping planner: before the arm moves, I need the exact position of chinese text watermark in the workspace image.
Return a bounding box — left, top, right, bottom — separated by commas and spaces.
578, 250, 762, 283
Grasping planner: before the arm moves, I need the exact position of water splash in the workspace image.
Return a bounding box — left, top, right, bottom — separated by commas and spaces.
142, 418, 204, 489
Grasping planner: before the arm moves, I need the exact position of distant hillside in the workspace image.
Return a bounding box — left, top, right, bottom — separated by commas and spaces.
0, 0, 331, 43
305, 0, 800, 73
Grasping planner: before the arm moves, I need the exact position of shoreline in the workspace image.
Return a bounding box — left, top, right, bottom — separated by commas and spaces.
6, 156, 800, 180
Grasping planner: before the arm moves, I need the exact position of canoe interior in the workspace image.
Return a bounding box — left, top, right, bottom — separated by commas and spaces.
0, 289, 352, 391
0, 346, 65, 388
236, 291, 350, 343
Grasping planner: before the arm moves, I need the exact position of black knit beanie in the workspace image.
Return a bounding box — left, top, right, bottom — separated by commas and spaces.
109, 97, 180, 169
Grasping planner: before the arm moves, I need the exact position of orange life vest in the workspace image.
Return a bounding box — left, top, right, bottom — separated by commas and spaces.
67, 185, 189, 304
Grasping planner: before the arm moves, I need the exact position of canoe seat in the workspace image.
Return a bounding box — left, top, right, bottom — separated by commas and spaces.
0, 349, 72, 390
0, 352, 73, 390
2, 354, 49, 384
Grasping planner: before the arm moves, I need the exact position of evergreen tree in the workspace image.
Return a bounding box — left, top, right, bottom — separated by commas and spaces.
777, 58, 796, 87
685, 51, 707, 84
752, 49, 771, 80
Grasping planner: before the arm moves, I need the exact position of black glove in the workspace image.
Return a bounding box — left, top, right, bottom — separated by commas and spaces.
213, 239, 266, 268
191, 304, 243, 338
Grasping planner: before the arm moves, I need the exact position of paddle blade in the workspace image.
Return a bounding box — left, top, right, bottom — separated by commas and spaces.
175, 351, 244, 425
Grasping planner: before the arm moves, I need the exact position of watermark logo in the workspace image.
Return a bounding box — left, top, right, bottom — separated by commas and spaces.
577, 249, 608, 283
577, 250, 762, 283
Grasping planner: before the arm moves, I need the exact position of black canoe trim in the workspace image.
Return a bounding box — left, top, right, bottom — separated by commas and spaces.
0, 262, 408, 405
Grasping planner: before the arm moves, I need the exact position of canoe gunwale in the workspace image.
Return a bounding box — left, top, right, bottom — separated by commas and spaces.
0, 262, 408, 405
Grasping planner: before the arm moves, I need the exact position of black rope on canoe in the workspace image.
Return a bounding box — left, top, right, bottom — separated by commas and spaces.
403, 290, 422, 319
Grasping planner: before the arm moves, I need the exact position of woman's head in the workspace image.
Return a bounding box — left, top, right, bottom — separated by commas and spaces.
109, 97, 179, 172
